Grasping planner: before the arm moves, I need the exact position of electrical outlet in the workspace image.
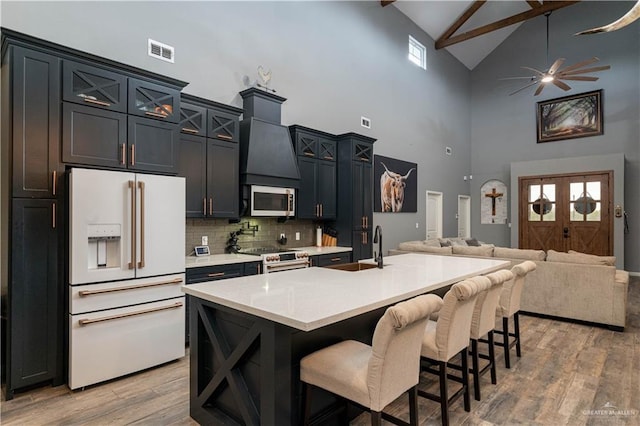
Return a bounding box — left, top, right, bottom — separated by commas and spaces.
415, 223, 419, 229
280, 233, 285, 239
295, 232, 300, 241
201, 236, 208, 246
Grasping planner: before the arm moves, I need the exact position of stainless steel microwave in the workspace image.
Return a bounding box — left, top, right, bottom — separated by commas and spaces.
250, 185, 295, 217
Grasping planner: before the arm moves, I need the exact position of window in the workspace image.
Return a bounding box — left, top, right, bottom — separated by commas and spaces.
408, 36, 426, 70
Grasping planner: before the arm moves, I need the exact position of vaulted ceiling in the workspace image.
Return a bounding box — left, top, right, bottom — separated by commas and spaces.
389, 0, 580, 70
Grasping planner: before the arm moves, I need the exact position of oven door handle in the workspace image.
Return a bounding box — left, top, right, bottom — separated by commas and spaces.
265, 260, 310, 270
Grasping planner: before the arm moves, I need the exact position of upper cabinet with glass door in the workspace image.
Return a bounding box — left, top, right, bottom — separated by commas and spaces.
63, 61, 127, 113
128, 78, 180, 123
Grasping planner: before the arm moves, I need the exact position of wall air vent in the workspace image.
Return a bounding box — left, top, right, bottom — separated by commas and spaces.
148, 39, 174, 63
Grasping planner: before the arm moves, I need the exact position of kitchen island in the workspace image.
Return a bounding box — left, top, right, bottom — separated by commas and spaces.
183, 253, 509, 425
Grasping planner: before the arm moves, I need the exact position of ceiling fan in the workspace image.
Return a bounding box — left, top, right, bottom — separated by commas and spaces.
505, 12, 611, 96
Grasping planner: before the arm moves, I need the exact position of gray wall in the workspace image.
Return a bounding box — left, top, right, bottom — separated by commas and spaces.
1, 1, 472, 255
470, 1, 639, 272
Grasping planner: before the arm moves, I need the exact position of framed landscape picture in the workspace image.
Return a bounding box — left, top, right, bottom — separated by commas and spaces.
537, 89, 603, 143
374, 155, 417, 213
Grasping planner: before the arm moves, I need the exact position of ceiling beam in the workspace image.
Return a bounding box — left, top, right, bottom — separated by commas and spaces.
435, 0, 580, 50
439, 0, 487, 43
380, 1, 395, 7
526, 0, 542, 9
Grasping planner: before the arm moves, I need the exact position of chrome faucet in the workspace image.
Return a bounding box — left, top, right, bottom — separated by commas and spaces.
373, 225, 383, 269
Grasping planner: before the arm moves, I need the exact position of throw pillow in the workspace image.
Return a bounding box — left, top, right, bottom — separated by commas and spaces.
465, 238, 481, 246
439, 239, 452, 247
494, 247, 546, 261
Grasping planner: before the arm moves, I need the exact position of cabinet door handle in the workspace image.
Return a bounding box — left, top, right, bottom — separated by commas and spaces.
316, 204, 319, 217
323, 156, 334, 160
145, 111, 167, 119
203, 198, 207, 216
331, 257, 341, 262
79, 302, 183, 326
216, 134, 232, 140
320, 204, 323, 217
52, 202, 56, 229
138, 181, 145, 269
130, 145, 136, 166
257, 264, 261, 274
128, 180, 136, 269
182, 127, 199, 134
121, 144, 126, 165
209, 198, 213, 216
361, 216, 365, 228
208, 272, 225, 278
304, 152, 315, 157
52, 170, 57, 196
83, 98, 111, 107
79, 277, 183, 296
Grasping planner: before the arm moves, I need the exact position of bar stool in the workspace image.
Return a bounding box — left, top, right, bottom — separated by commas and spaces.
494, 261, 537, 368
469, 271, 513, 401
300, 294, 443, 426
418, 278, 490, 426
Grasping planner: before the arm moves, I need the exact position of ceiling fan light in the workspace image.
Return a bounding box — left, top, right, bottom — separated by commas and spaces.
541, 75, 555, 83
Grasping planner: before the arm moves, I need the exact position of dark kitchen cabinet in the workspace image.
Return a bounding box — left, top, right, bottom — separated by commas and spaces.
311, 252, 352, 267
63, 60, 127, 113
62, 102, 127, 169
290, 125, 337, 220
8, 46, 62, 199
335, 133, 376, 261
128, 78, 180, 123
6, 199, 63, 399
244, 261, 262, 276
178, 95, 242, 219
128, 115, 180, 174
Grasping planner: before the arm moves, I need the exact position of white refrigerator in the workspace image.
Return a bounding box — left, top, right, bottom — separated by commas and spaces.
69, 168, 185, 390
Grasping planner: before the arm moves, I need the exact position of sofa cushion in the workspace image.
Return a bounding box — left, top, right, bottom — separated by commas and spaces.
398, 241, 429, 251
423, 239, 442, 248
493, 247, 546, 261
420, 246, 453, 254
545, 250, 616, 266
452, 245, 494, 257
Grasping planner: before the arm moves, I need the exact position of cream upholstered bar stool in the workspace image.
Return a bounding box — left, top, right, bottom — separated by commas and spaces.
468, 271, 513, 401
493, 260, 537, 368
300, 294, 443, 426
418, 278, 490, 426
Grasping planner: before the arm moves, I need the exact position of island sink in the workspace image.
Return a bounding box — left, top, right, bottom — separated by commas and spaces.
323, 262, 380, 272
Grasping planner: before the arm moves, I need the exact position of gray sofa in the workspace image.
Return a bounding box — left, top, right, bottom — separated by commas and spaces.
390, 238, 629, 330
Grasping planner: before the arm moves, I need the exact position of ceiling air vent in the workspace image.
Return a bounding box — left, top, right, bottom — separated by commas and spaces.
148, 39, 174, 63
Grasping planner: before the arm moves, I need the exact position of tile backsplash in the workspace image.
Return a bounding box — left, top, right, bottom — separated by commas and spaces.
186, 217, 319, 255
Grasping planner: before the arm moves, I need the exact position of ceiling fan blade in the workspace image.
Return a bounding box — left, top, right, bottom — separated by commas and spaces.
552, 79, 572, 91
558, 57, 600, 74
534, 84, 545, 96
521, 66, 545, 76
509, 81, 539, 96
548, 58, 565, 75
558, 65, 611, 76
559, 76, 599, 81
499, 76, 538, 80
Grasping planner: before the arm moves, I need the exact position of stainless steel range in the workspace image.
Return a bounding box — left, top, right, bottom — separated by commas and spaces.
240, 247, 310, 273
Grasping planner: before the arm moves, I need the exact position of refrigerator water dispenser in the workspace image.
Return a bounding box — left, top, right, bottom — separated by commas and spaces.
87, 224, 121, 269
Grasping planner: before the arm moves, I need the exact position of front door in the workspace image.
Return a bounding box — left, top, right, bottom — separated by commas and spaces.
519, 171, 612, 255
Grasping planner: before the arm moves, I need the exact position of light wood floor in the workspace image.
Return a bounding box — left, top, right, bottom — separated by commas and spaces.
2, 277, 638, 425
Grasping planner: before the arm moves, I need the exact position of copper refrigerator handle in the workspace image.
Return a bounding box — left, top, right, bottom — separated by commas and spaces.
79, 302, 183, 326
52, 202, 56, 229
128, 180, 136, 269
137, 181, 145, 269
203, 198, 207, 216
320, 204, 323, 217
121, 144, 126, 165
52, 170, 57, 195
130, 145, 136, 166
79, 278, 183, 296
209, 198, 213, 216
315, 204, 319, 217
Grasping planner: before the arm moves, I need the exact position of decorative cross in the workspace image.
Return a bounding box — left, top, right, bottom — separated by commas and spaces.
485, 188, 504, 216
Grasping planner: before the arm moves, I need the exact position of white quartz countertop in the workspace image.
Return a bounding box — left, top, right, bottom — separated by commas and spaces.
185, 246, 352, 268
183, 253, 510, 331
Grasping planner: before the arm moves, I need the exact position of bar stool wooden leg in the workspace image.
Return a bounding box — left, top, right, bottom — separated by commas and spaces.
461, 347, 471, 412
514, 312, 522, 358
502, 317, 511, 369
488, 331, 497, 384
471, 339, 481, 401
302, 382, 312, 426
371, 411, 382, 426
408, 386, 418, 426
439, 361, 450, 426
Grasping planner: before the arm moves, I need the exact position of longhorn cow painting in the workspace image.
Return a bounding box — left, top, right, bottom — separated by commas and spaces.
374, 155, 417, 213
